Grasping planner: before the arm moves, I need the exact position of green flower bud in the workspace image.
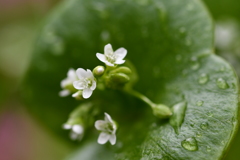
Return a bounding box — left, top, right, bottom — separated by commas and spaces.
110, 66, 132, 75
93, 66, 105, 77
105, 73, 130, 89
152, 104, 172, 119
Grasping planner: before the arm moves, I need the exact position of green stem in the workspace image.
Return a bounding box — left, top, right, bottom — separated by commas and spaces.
124, 88, 172, 119
124, 89, 156, 108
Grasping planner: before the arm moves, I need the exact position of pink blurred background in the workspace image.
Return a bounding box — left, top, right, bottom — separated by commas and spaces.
0, 0, 71, 159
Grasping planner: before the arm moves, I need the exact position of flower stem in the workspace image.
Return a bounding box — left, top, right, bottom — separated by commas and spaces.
124, 89, 172, 119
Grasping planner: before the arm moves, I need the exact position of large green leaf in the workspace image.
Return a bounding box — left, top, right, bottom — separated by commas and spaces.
22, 0, 239, 159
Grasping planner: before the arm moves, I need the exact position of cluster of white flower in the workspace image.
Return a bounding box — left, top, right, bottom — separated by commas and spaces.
61, 44, 127, 145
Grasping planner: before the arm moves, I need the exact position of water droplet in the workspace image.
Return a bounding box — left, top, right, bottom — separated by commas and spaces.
196, 132, 202, 137
169, 101, 187, 134
216, 78, 229, 89
191, 62, 200, 70
206, 146, 212, 152
190, 57, 200, 70
196, 100, 204, 106
198, 73, 208, 84
207, 111, 213, 117
181, 137, 198, 151
221, 141, 225, 145
200, 122, 209, 130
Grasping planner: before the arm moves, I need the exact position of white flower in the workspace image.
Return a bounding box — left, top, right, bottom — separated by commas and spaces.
96, 44, 127, 66
95, 113, 117, 145
63, 124, 84, 141
59, 68, 78, 97
73, 68, 97, 99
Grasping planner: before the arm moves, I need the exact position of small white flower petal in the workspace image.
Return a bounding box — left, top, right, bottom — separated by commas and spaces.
115, 59, 125, 65
104, 44, 113, 55
96, 53, 107, 63
98, 132, 110, 144
90, 80, 97, 90
104, 112, 113, 123
68, 68, 77, 79
59, 90, 70, 97
114, 48, 127, 59
72, 125, 84, 134
63, 124, 72, 130
76, 68, 88, 79
95, 120, 108, 130
105, 61, 115, 66
109, 134, 116, 145
72, 91, 79, 97
73, 80, 84, 90
82, 88, 93, 99
86, 69, 94, 78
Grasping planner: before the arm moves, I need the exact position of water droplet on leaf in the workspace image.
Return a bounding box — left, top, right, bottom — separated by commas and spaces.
181, 137, 198, 151
198, 73, 208, 84
207, 146, 212, 152
196, 100, 204, 106
200, 122, 209, 130
207, 111, 213, 117
216, 78, 229, 89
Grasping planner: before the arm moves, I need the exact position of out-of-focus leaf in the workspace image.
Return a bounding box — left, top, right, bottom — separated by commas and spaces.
22, 0, 239, 159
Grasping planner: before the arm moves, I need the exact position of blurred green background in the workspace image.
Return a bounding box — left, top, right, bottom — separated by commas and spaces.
0, 0, 239, 159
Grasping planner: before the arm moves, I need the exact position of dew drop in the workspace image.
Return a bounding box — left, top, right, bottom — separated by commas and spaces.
200, 122, 209, 130
181, 137, 198, 151
190, 57, 200, 70
207, 111, 213, 117
207, 146, 212, 152
221, 141, 225, 145
196, 132, 202, 137
196, 100, 204, 106
198, 73, 208, 84
216, 78, 229, 89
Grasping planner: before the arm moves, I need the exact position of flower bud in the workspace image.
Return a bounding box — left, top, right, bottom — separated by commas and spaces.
111, 66, 132, 75
93, 66, 105, 77
152, 104, 172, 119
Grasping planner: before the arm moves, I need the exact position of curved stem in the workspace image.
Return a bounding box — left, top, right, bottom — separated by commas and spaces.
124, 89, 156, 108
124, 88, 172, 119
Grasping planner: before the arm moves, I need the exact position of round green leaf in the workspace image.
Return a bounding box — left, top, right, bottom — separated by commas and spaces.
22, 0, 239, 159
